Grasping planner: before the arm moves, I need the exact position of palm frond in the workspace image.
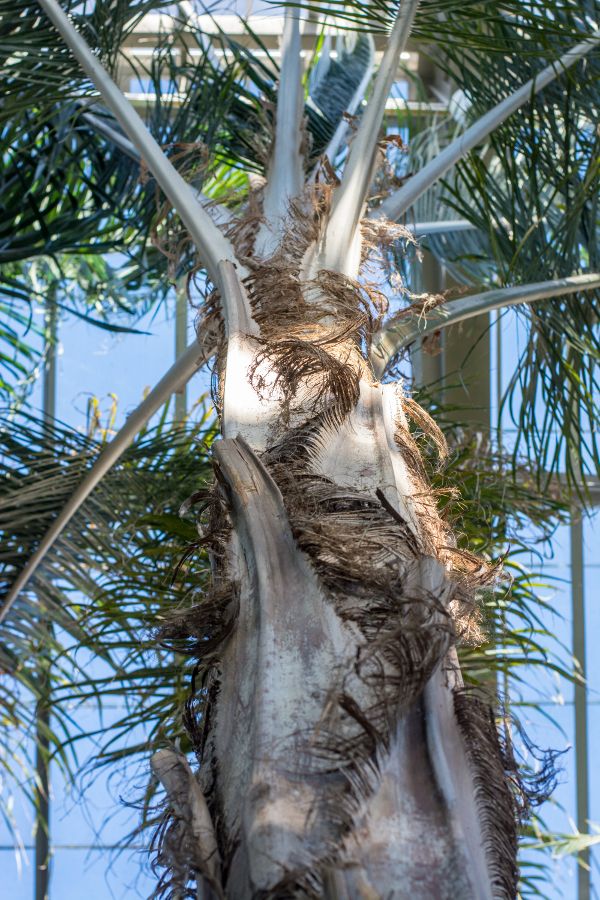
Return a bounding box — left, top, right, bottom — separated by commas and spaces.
0, 11, 271, 397
306, 30, 375, 163
414, 28, 599, 489
376, 30, 599, 222
130, 16, 277, 176
279, 0, 598, 50
0, 99, 166, 398
316, 0, 420, 276
38, 0, 239, 287
0, 106, 154, 266
0, 405, 216, 842
0, 0, 171, 128
0, 338, 210, 623
372, 275, 600, 377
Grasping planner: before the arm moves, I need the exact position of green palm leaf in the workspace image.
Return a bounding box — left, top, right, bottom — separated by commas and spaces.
0, 405, 215, 844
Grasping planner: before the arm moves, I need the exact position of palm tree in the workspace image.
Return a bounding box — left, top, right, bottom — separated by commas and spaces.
1, 1, 599, 897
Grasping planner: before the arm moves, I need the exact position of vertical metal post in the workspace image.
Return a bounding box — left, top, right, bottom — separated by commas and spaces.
34, 642, 52, 900
42, 315, 57, 428
443, 312, 491, 434
35, 296, 57, 900
495, 309, 503, 448
444, 300, 495, 698
571, 514, 590, 900
174, 278, 188, 422
172, 278, 190, 857
493, 310, 511, 708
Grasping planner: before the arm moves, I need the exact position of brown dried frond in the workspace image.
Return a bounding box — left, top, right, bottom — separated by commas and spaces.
254, 180, 333, 269
393, 419, 439, 516
389, 404, 488, 643
251, 324, 365, 428
286, 182, 334, 257
154, 475, 238, 786
312, 608, 453, 779
359, 219, 464, 344
194, 180, 387, 356
422, 329, 443, 356
317, 155, 342, 186
223, 176, 265, 259
265, 458, 449, 629
259, 456, 457, 774
196, 287, 225, 358
151, 808, 197, 899
312, 270, 388, 339
237, 184, 334, 334
382, 289, 447, 334
244, 262, 305, 331
158, 581, 237, 662
360, 215, 418, 262
403, 396, 449, 462
245, 263, 387, 364
379, 132, 407, 153
453, 689, 519, 900
260, 374, 489, 646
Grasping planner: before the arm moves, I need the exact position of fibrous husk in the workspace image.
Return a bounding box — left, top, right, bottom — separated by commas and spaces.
153, 184, 547, 900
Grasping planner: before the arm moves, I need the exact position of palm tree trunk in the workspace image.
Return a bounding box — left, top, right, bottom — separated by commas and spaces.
155, 254, 520, 899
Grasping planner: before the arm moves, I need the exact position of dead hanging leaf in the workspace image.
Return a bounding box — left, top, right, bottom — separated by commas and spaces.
422, 330, 442, 356
379, 133, 407, 152
342, 110, 359, 131
317, 156, 341, 186
142, 141, 212, 277
139, 141, 208, 187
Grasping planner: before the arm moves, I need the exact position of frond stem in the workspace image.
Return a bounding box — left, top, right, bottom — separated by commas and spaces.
37, 0, 242, 288
0, 340, 210, 625
255, 5, 304, 255
371, 273, 600, 377
375, 31, 600, 223
319, 0, 421, 274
